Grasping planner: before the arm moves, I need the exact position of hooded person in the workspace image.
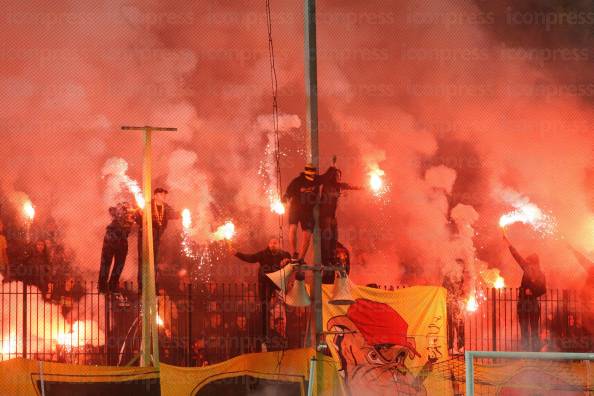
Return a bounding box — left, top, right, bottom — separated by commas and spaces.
98, 202, 135, 294
317, 165, 360, 283
503, 232, 547, 351
282, 164, 319, 260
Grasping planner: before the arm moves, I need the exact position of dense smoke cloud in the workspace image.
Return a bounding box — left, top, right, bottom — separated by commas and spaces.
0, 0, 593, 292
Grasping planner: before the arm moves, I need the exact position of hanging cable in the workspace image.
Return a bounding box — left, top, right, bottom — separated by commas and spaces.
266, 0, 284, 247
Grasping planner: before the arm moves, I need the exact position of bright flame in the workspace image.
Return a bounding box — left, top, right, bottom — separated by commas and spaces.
271, 200, 285, 215
156, 314, 164, 327
480, 268, 506, 289
1, 337, 17, 359
498, 197, 556, 235
466, 294, 478, 312
55, 321, 104, 348
213, 221, 235, 240
182, 208, 192, 229
494, 276, 505, 289
129, 185, 145, 209
368, 168, 386, 196
23, 201, 35, 221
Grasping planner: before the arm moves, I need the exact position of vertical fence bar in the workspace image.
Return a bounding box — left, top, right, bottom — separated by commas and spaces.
22, 283, 27, 359
187, 283, 191, 367
491, 288, 497, 351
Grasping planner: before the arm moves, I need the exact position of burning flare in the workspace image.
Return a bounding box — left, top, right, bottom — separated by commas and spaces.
156, 314, 164, 327
55, 321, 104, 348
271, 199, 285, 215
480, 268, 506, 289
368, 167, 387, 197
213, 221, 235, 241
1, 337, 17, 360
494, 276, 505, 289
182, 208, 192, 229
466, 294, 479, 313
23, 201, 35, 221
498, 193, 556, 236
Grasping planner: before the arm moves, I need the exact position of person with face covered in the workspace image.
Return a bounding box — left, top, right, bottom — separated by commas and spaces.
282, 164, 319, 260
503, 232, 547, 351
317, 165, 360, 283
230, 238, 291, 347
98, 202, 135, 294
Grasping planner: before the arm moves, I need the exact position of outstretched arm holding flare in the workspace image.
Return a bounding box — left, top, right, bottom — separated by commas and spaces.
502, 228, 528, 271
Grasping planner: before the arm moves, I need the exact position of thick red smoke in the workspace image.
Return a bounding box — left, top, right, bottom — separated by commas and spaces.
1, 0, 593, 291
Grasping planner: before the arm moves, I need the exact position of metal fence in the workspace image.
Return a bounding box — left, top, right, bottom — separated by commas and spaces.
463, 288, 593, 353
0, 280, 309, 366
0, 282, 591, 366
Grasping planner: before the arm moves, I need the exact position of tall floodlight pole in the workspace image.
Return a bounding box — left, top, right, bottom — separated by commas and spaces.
304, 0, 324, 392
121, 125, 177, 368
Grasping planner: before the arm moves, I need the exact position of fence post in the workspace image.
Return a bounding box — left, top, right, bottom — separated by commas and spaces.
22, 283, 27, 359
491, 288, 497, 351
105, 290, 111, 365
187, 283, 192, 367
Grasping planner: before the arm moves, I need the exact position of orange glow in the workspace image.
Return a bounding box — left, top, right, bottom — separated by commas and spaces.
466, 294, 478, 312
23, 201, 35, 221
271, 200, 285, 215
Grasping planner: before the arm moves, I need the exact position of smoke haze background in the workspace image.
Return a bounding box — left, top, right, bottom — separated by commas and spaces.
1, 0, 593, 290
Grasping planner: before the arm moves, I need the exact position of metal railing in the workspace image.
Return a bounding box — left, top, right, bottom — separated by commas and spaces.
463, 287, 593, 353
0, 282, 591, 366
0, 280, 309, 366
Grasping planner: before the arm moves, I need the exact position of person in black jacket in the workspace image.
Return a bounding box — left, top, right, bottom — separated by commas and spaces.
98, 202, 135, 294
136, 187, 180, 290
503, 231, 547, 351
283, 164, 319, 260
231, 238, 291, 344
318, 166, 360, 283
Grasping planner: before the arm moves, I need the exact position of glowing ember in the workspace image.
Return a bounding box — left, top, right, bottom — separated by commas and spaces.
182, 208, 192, 229
55, 321, 104, 348
129, 184, 145, 209
494, 276, 505, 289
498, 195, 556, 236
213, 221, 235, 241
23, 201, 35, 221
1, 337, 17, 359
368, 166, 388, 198
480, 268, 506, 289
466, 294, 479, 312
271, 200, 285, 215
156, 314, 164, 327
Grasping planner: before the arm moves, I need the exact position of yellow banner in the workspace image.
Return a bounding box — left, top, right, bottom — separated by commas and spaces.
323, 284, 448, 395
0, 357, 159, 395
160, 348, 343, 396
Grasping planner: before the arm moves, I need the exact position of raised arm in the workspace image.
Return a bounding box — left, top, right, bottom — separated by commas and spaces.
503, 230, 528, 270
234, 250, 263, 264
508, 244, 528, 270
569, 245, 594, 271
338, 182, 362, 191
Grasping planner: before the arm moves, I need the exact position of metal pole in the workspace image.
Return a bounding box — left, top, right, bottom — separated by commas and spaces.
122, 125, 176, 367
465, 350, 594, 395
142, 129, 160, 367
304, 0, 324, 393
465, 351, 474, 396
